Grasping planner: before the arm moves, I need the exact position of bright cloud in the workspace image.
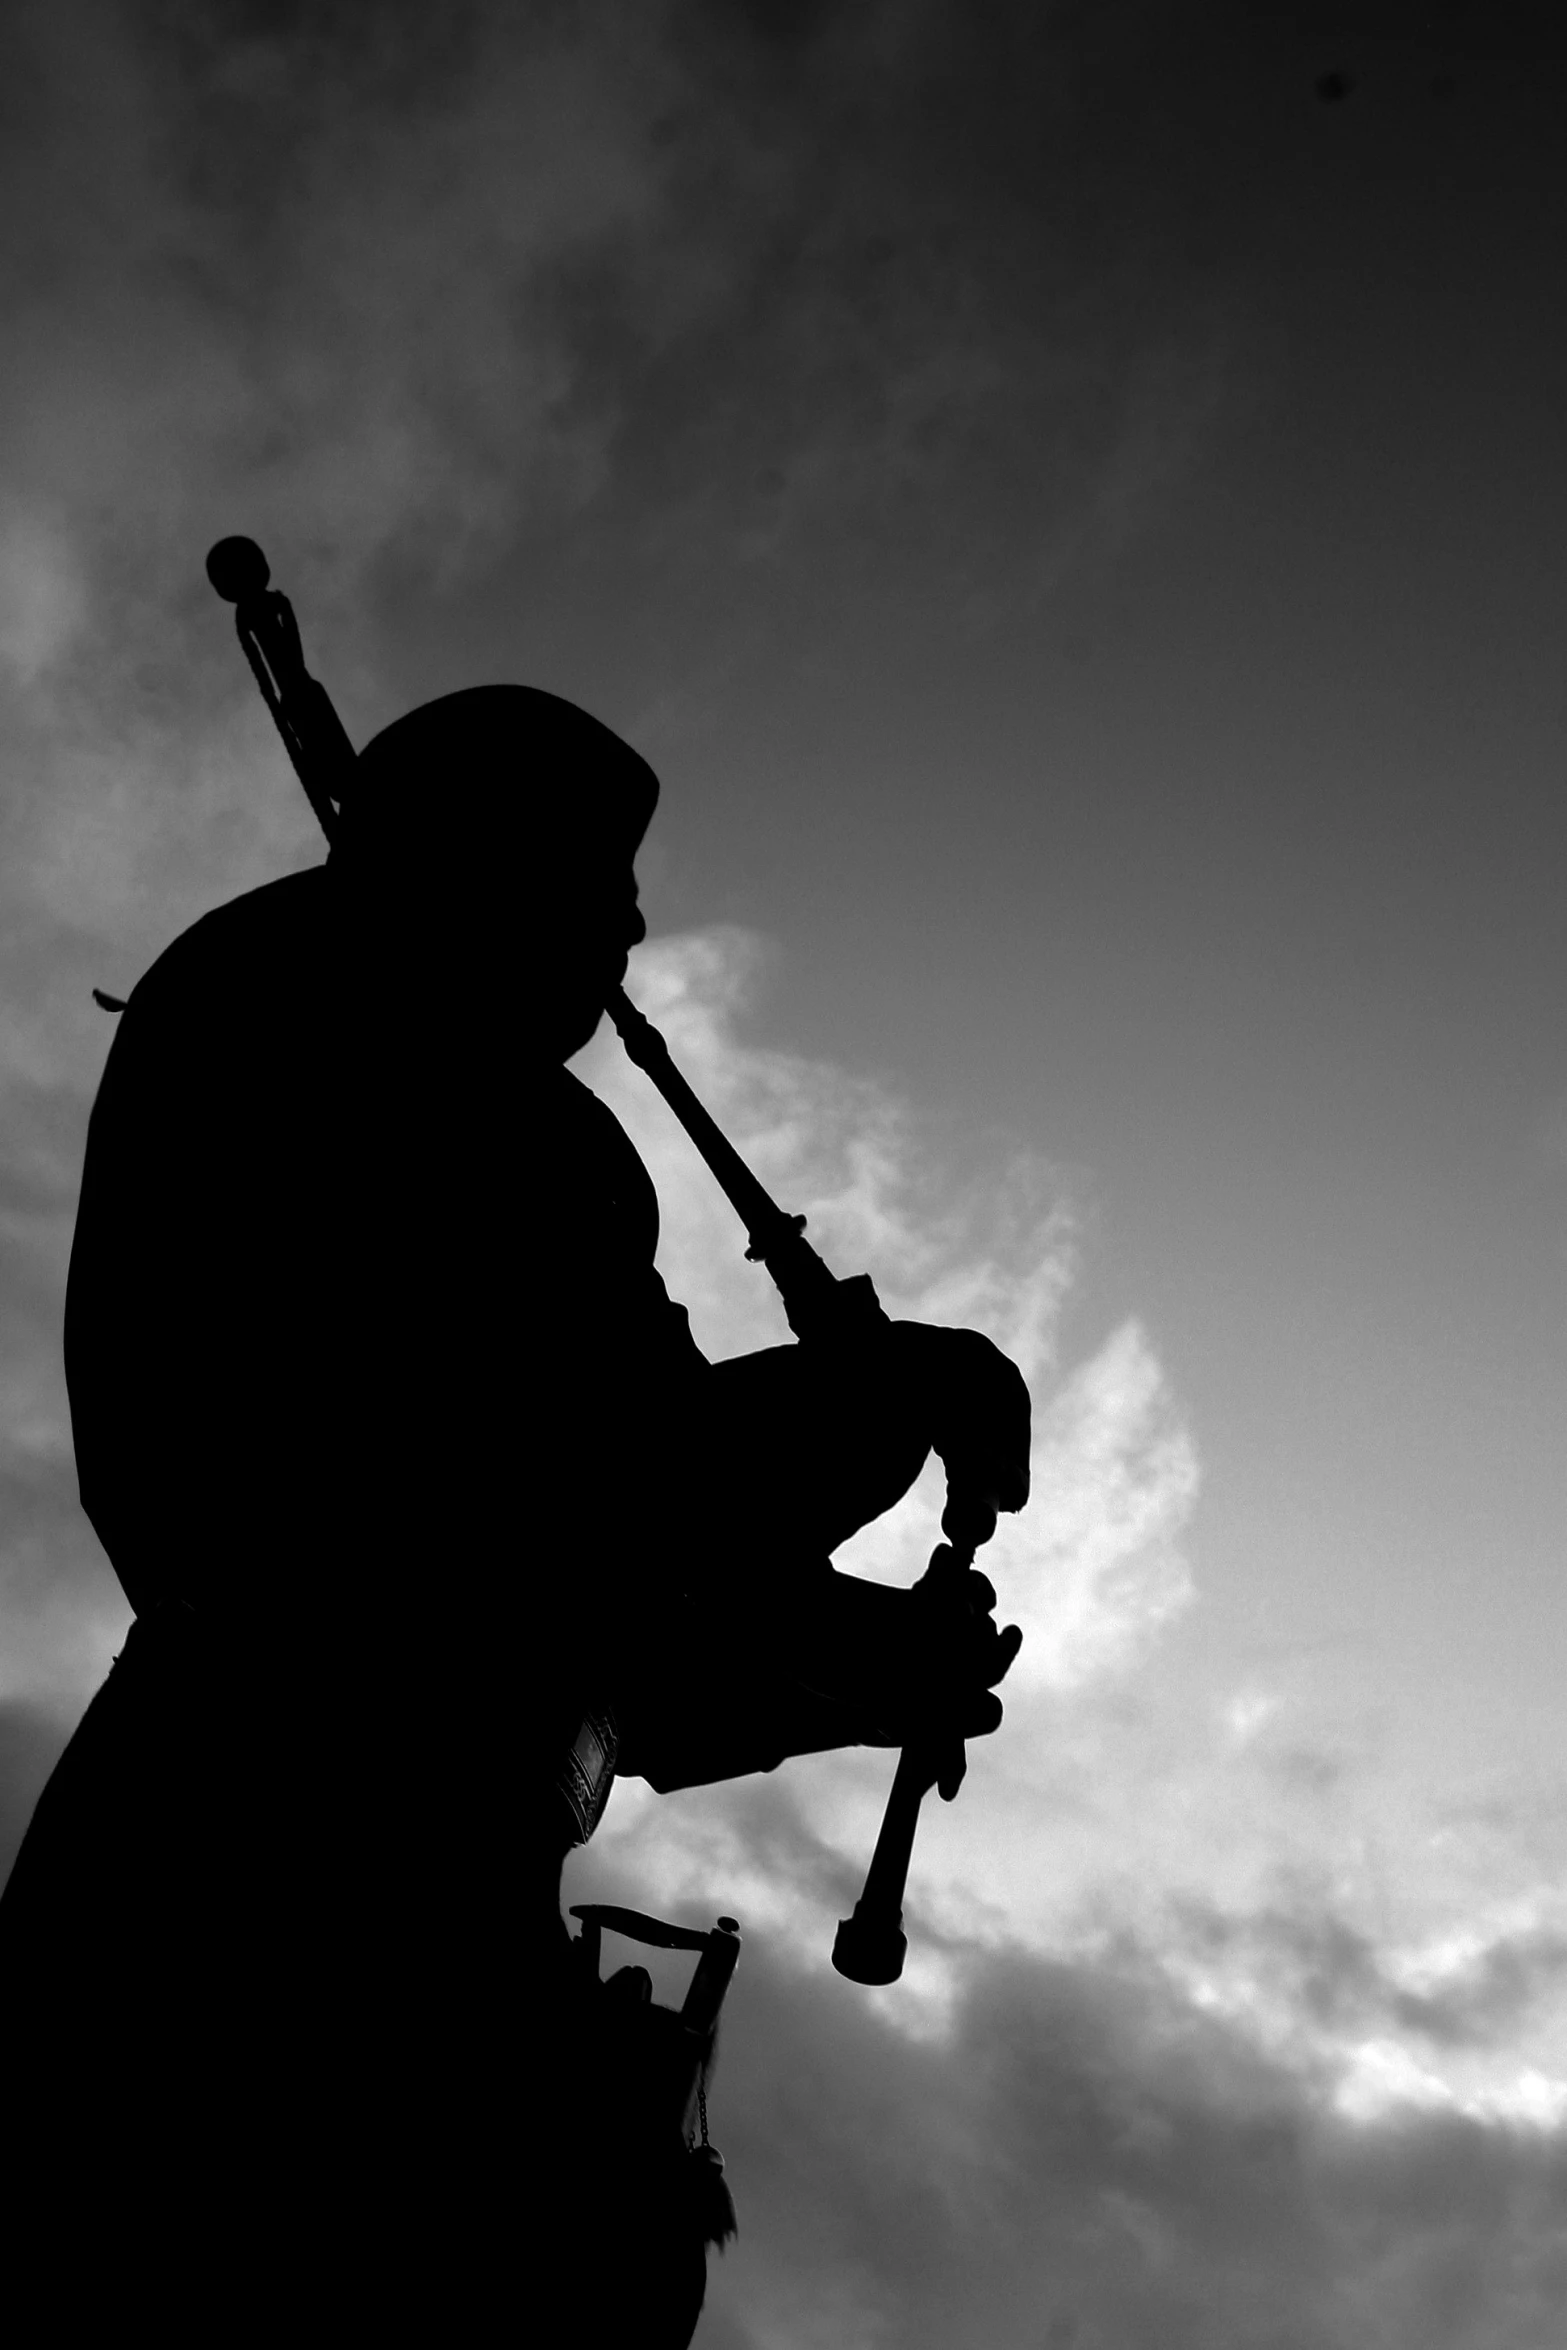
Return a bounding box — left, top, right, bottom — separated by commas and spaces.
574, 927, 1202, 2014
577, 928, 1198, 1693
567, 935, 1567, 2313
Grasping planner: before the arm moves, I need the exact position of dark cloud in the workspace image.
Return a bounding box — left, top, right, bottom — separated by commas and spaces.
7, 0, 1565, 694
1160, 1893, 1567, 2073
1403, 1934, 1567, 2055
573, 1815, 1567, 2347
1263, 1742, 1352, 1803
0, 0, 1252, 717
0, 1060, 121, 1755
1, 1, 663, 695
0, 1706, 71, 1895
0, 1091, 80, 1241
0, 1079, 114, 1950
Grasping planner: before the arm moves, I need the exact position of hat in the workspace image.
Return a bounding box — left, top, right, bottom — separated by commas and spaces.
331, 685, 659, 873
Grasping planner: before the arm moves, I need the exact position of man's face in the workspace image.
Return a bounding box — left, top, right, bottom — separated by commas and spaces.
350, 839, 646, 1060
539, 860, 646, 1060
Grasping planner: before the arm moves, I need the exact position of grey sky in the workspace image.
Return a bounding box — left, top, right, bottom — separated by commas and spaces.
4, 3, 1567, 2340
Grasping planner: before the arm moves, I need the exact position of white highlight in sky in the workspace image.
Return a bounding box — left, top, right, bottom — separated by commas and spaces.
576, 928, 1201, 1981
579, 927, 1199, 1692
572, 936, 1567, 2144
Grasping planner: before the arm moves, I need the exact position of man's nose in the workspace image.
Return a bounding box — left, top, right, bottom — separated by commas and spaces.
626, 905, 647, 948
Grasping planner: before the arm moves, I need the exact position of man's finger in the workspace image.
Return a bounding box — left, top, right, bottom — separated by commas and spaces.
963, 1691, 1003, 1737
978, 1622, 1023, 1686
965, 1569, 998, 1615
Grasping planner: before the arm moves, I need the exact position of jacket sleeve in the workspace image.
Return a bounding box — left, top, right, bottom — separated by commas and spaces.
609, 1587, 885, 1790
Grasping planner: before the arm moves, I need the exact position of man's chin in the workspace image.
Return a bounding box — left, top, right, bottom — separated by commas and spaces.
532, 962, 626, 1062
555, 997, 609, 1062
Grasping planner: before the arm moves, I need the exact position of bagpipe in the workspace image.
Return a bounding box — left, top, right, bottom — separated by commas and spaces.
568, 1903, 742, 2249
204, 536, 1010, 1987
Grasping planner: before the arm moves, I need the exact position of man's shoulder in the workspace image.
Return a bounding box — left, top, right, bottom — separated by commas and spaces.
126, 869, 335, 1023
83, 870, 342, 1158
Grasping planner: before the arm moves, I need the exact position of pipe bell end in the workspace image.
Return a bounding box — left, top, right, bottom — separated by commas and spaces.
832, 1904, 907, 1986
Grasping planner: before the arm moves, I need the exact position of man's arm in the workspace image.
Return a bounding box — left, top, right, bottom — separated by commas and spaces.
611, 1560, 1016, 1793
610, 1310, 1030, 1793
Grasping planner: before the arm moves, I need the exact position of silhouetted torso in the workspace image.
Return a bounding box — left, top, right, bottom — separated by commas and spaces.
12, 816, 1027, 2340
69, 864, 710, 1717
25, 866, 719, 2330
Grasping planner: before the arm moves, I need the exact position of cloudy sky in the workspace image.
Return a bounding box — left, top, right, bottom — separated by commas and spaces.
4, 2, 1567, 2340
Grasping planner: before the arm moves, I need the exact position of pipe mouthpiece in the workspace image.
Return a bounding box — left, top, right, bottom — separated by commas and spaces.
831, 1904, 907, 1986
206, 536, 271, 604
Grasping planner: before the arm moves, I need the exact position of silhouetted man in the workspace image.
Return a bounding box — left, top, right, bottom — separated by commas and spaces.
2, 686, 1027, 2343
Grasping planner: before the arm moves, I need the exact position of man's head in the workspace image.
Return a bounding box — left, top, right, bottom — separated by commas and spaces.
331, 685, 656, 1058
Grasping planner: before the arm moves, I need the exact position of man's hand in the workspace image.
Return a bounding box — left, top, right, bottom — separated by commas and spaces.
885, 1322, 1032, 1550
903, 1554, 1023, 1793
702, 1316, 1031, 1567
767, 1557, 1022, 1759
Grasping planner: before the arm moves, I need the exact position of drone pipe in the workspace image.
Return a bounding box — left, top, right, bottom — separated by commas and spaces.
607, 987, 855, 1345
606, 985, 974, 1986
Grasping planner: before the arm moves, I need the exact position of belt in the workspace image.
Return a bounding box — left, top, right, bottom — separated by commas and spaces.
558, 1703, 618, 1845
